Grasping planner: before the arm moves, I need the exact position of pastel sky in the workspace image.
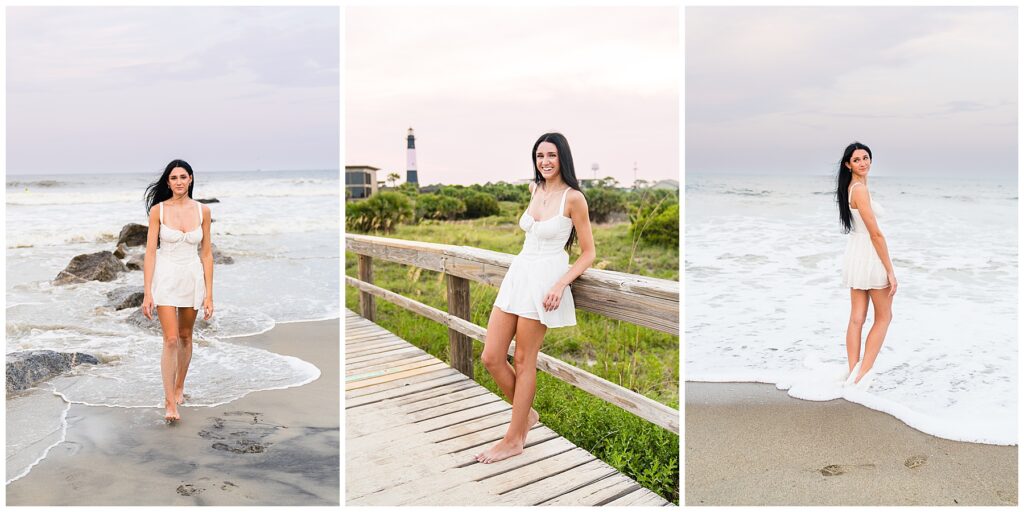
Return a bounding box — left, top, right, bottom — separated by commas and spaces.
687, 7, 1017, 178
7, 7, 339, 175
346, 7, 679, 186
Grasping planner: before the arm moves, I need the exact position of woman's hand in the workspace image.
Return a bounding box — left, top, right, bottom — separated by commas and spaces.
887, 272, 898, 297
141, 294, 155, 320
543, 283, 567, 312
203, 297, 214, 320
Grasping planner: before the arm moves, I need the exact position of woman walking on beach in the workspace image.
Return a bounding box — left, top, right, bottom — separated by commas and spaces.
837, 142, 896, 388
476, 133, 595, 464
141, 159, 214, 422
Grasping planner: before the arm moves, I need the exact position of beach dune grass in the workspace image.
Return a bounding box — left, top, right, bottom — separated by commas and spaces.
344, 214, 679, 503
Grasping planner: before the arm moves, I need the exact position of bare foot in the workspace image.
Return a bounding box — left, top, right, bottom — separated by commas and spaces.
475, 438, 524, 464
174, 389, 187, 405
524, 408, 540, 443
164, 400, 181, 424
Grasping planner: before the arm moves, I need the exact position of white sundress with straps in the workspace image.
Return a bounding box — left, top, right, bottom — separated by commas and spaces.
493, 185, 576, 328
842, 182, 889, 289
152, 201, 206, 309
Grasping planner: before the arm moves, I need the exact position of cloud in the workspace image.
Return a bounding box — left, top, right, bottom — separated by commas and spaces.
686, 6, 1017, 177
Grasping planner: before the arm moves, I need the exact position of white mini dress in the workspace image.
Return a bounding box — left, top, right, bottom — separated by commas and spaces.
842, 183, 890, 290
152, 201, 206, 309
493, 187, 577, 328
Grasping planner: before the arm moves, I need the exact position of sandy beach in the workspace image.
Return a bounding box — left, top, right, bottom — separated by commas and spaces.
685, 382, 1017, 506
6, 319, 339, 506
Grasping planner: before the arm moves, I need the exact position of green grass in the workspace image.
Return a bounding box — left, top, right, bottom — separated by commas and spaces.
345, 212, 679, 503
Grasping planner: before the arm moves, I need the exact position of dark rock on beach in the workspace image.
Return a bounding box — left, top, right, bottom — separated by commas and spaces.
53, 251, 127, 285
126, 252, 145, 271
117, 223, 149, 247
6, 350, 100, 394
106, 286, 145, 310
197, 198, 219, 204
211, 244, 235, 265
113, 243, 127, 259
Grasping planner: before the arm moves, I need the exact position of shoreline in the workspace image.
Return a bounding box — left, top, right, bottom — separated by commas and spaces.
685, 382, 1017, 506
6, 318, 340, 506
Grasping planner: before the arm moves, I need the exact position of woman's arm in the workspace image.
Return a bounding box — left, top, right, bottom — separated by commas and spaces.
199, 204, 215, 319
542, 190, 596, 311
851, 185, 898, 296
141, 207, 160, 319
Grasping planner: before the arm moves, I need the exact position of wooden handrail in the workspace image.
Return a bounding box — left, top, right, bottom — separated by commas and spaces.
345, 233, 680, 434
346, 233, 679, 334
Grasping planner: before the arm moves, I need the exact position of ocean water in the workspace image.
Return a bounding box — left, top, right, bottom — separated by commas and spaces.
686, 174, 1017, 445
6, 169, 340, 483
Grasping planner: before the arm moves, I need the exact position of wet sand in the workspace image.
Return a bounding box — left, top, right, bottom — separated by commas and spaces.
6, 319, 340, 506
685, 382, 1017, 506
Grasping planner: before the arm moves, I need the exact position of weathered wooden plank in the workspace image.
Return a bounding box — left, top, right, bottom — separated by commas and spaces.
345, 345, 423, 366
345, 349, 431, 372
388, 380, 480, 407
604, 487, 670, 506
345, 362, 451, 390
496, 459, 620, 505
346, 354, 436, 376
345, 357, 441, 381
346, 367, 463, 399
345, 340, 416, 357
539, 473, 641, 506
345, 372, 469, 408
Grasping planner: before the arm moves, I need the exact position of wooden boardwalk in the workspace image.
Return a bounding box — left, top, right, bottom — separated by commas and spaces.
345, 310, 673, 506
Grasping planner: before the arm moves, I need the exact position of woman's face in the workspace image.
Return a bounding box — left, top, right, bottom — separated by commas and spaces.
535, 141, 560, 181
167, 167, 192, 196
846, 149, 871, 178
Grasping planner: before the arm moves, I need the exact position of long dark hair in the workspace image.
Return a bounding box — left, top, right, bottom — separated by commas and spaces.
531, 132, 584, 251
145, 159, 194, 214
836, 142, 872, 233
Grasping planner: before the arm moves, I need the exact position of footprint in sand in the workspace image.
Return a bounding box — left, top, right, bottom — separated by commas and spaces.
819, 463, 876, 476
904, 455, 927, 469
198, 412, 283, 454
176, 483, 204, 496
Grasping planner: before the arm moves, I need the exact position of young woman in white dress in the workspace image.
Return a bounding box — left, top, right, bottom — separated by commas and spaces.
837, 142, 897, 388
476, 133, 595, 463
140, 160, 214, 422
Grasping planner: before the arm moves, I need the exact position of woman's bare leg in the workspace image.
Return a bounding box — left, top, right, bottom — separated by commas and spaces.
174, 307, 198, 404
480, 307, 518, 400
157, 306, 181, 421
855, 287, 893, 382
846, 289, 869, 372
479, 316, 546, 464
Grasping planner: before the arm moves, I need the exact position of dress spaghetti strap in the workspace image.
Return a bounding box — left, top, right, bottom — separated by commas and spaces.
159, 202, 164, 224
558, 188, 570, 217
848, 182, 863, 205
196, 201, 203, 225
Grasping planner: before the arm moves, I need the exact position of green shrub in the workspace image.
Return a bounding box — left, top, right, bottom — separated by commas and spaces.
345, 192, 413, 233
629, 195, 679, 247
586, 187, 627, 223
461, 191, 500, 218
416, 194, 466, 221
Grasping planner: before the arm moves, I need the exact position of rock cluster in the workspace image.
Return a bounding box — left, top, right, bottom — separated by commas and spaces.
6, 350, 100, 394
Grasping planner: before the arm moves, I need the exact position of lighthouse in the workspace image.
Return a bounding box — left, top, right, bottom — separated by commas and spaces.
406, 127, 418, 187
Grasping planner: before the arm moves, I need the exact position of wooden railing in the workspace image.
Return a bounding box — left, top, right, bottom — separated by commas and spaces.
345, 233, 680, 434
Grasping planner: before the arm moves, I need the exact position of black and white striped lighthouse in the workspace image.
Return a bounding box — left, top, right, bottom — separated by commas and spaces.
406, 127, 418, 186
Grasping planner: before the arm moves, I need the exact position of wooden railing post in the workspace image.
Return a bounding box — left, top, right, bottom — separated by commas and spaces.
358, 254, 375, 321
445, 274, 473, 378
